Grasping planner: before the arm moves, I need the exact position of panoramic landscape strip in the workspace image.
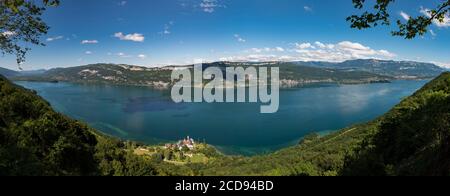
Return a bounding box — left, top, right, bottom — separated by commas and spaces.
1, 0, 450, 193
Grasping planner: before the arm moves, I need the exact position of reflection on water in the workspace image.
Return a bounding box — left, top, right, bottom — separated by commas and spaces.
15, 80, 428, 155
336, 87, 393, 113
123, 96, 187, 113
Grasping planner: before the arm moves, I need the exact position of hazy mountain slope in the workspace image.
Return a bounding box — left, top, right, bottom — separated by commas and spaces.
14, 64, 174, 89
0, 67, 19, 78
19, 69, 47, 76
339, 59, 445, 78
13, 62, 392, 88
297, 59, 445, 79
0, 67, 48, 78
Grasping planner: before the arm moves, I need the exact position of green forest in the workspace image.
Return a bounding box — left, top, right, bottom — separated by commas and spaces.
0, 74, 193, 176
1, 72, 449, 176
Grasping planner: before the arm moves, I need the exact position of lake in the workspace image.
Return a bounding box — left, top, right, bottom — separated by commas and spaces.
15, 80, 428, 155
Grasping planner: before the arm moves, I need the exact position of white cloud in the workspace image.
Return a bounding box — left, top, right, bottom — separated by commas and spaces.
430, 29, 437, 37
420, 7, 450, 28
46, 36, 64, 42
81, 40, 98, 44
431, 61, 450, 69
220, 54, 284, 62
247, 47, 285, 53
377, 50, 395, 57
338, 41, 369, 51
118, 1, 127, 6
249, 48, 263, 53
85, 51, 93, 55
295, 42, 315, 49
292, 41, 396, 61
275, 47, 285, 52
116, 52, 132, 58
221, 41, 396, 62
314, 41, 335, 49
138, 54, 147, 59
399, 11, 410, 21
114, 32, 145, 42
314, 41, 326, 48
1, 31, 16, 37
193, 58, 208, 64
335, 41, 396, 58
234, 34, 246, 43
304, 6, 312, 12
200, 0, 223, 13
160, 21, 174, 35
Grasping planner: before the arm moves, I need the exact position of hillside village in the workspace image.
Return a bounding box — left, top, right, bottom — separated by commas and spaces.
133, 136, 219, 165
165, 136, 196, 151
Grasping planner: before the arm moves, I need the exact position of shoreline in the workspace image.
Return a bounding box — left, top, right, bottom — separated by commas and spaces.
12, 78, 431, 157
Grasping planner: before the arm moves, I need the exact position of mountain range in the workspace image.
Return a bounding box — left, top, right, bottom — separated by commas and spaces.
0, 67, 20, 78
294, 59, 446, 79
0, 67, 48, 78
3, 59, 447, 89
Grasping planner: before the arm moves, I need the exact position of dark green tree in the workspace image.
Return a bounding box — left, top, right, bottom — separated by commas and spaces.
163, 149, 174, 161
347, 0, 449, 39
0, 0, 59, 68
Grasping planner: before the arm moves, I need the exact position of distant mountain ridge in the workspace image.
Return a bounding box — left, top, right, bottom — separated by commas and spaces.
294, 59, 445, 79
0, 67, 20, 78
12, 61, 392, 89
0, 67, 51, 78
10, 59, 446, 89
17, 63, 175, 89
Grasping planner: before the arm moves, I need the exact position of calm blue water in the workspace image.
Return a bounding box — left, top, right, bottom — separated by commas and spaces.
15, 80, 428, 155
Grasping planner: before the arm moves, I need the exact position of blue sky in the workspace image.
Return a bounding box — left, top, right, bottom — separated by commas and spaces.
1, 0, 449, 70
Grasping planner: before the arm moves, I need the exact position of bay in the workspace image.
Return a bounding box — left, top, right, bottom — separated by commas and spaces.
15, 80, 428, 155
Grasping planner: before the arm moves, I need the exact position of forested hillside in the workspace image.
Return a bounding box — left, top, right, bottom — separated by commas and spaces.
0, 75, 98, 175
342, 72, 450, 176
0, 67, 19, 78
1, 72, 449, 176
0, 75, 192, 176
193, 73, 450, 176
